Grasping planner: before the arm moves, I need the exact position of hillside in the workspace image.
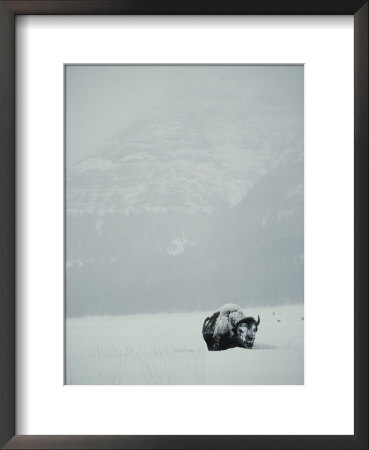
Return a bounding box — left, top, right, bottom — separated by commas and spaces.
66, 93, 303, 317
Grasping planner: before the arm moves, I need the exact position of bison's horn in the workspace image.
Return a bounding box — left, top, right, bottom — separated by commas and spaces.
256, 315, 260, 326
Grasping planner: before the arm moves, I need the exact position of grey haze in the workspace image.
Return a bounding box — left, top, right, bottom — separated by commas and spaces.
66, 65, 304, 317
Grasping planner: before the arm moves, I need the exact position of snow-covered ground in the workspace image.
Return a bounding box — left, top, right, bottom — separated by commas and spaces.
66, 304, 303, 385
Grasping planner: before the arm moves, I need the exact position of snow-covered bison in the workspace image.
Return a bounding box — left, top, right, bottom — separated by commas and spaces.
202, 304, 260, 351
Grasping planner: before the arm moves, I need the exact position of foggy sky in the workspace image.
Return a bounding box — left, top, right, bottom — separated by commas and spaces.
66, 65, 303, 167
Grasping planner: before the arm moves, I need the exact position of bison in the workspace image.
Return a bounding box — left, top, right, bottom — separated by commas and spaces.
202, 304, 260, 351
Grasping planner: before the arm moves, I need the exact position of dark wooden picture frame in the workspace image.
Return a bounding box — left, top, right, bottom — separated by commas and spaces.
0, 1, 367, 449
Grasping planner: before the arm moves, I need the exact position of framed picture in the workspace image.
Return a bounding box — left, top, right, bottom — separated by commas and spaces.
0, 1, 367, 449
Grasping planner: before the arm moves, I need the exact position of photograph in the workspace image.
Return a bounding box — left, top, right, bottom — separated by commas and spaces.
65, 64, 304, 385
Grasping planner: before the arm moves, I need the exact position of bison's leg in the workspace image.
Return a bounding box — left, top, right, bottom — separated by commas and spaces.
204, 337, 213, 351
207, 335, 221, 351
204, 336, 218, 351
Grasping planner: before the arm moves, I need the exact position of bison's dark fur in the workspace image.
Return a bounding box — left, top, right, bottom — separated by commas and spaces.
202, 304, 260, 351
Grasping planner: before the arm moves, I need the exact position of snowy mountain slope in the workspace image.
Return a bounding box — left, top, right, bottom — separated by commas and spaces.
67, 96, 303, 215
66, 95, 303, 317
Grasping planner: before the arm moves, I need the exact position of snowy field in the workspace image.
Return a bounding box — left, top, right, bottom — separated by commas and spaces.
66, 304, 304, 385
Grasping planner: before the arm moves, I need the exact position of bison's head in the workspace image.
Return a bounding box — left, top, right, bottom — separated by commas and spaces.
235, 316, 260, 348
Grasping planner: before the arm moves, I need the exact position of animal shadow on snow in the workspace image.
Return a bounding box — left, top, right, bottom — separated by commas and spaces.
173, 348, 195, 353
252, 343, 276, 350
